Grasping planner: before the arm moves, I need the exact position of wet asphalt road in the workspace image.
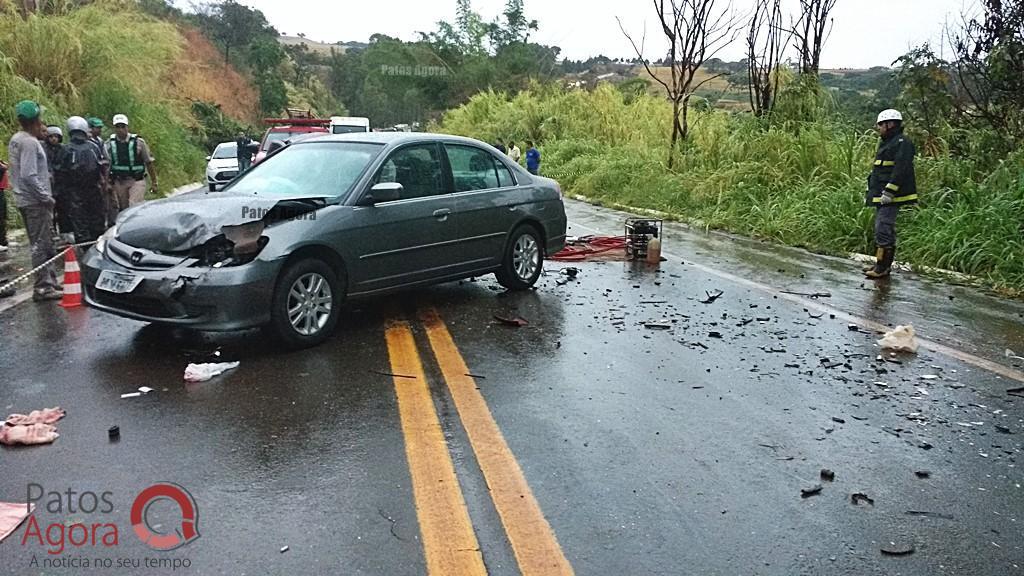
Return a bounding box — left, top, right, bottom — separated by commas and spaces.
1, 199, 1022, 575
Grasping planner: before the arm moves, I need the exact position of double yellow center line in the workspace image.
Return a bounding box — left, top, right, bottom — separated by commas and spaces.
384, 308, 574, 576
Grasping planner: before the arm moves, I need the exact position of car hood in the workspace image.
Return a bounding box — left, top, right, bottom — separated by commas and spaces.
207, 159, 238, 170
116, 190, 331, 253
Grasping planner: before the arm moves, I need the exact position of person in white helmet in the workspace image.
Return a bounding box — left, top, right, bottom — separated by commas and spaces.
43, 125, 72, 240
105, 113, 157, 219
864, 109, 917, 279
55, 116, 105, 244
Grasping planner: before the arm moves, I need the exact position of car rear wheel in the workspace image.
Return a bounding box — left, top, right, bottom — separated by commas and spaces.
495, 224, 543, 291
270, 259, 342, 348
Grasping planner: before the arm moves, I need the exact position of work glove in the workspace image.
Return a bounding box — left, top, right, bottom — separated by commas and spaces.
879, 193, 894, 205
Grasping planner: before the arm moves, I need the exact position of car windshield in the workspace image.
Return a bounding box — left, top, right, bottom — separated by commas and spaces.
212, 143, 237, 159
225, 142, 383, 197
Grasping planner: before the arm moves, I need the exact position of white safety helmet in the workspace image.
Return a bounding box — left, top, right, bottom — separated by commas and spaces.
66, 116, 89, 135
112, 113, 129, 127
877, 109, 903, 124
45, 125, 63, 138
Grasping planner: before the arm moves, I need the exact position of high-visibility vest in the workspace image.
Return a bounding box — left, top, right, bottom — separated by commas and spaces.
109, 135, 145, 178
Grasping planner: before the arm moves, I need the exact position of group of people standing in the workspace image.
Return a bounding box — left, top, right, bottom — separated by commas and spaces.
1, 100, 158, 300
492, 139, 542, 175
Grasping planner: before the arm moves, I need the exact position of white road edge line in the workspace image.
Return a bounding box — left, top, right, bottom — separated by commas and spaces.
568, 219, 1024, 384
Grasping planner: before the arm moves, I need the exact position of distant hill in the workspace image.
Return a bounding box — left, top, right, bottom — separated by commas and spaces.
278, 35, 367, 56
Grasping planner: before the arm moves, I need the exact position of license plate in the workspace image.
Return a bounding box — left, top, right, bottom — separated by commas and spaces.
96, 270, 143, 294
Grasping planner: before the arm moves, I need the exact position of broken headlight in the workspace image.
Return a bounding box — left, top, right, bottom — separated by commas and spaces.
193, 221, 268, 267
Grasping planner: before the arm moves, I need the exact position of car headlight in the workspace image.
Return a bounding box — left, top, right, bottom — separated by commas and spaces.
96, 225, 118, 255
192, 221, 268, 267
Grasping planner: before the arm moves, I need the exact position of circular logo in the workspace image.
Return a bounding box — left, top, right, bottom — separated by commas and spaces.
130, 482, 200, 551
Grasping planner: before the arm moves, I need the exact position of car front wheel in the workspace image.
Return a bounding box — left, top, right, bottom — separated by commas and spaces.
208, 183, 216, 192
270, 259, 342, 348
495, 224, 543, 291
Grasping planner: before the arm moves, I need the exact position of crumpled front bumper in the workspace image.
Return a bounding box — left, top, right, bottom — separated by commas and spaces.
81, 246, 280, 331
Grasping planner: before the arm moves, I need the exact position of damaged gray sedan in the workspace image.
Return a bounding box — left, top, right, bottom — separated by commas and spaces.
81, 133, 567, 347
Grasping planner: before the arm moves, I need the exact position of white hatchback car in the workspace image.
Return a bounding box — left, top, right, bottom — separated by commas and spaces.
205, 142, 240, 191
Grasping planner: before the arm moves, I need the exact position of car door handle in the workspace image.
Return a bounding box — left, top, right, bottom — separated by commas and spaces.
433, 208, 451, 220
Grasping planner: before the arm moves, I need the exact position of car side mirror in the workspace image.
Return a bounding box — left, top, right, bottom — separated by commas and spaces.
205, 155, 211, 161
364, 182, 402, 204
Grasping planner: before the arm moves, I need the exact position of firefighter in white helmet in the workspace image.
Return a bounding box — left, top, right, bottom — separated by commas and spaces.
863, 109, 917, 279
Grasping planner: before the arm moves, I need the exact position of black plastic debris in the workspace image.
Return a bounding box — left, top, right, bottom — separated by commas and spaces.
880, 542, 915, 556
108, 425, 120, 440
831, 417, 846, 424
914, 470, 931, 478
1007, 386, 1024, 398
851, 493, 875, 506
708, 331, 723, 339
995, 425, 1013, 434
820, 469, 835, 482
700, 290, 724, 304
801, 485, 823, 498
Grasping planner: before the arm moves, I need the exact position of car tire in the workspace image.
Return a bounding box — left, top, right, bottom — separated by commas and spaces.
495, 224, 544, 291
208, 183, 216, 192
270, 258, 343, 349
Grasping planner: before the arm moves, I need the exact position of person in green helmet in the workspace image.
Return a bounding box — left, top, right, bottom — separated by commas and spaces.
8, 100, 62, 301
86, 117, 111, 224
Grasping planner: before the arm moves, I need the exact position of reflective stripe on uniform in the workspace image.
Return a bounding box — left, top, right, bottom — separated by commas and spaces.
872, 193, 918, 204
885, 182, 900, 192
873, 160, 896, 166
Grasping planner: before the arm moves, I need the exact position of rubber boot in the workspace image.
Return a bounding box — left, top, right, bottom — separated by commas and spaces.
865, 246, 895, 279
863, 247, 883, 273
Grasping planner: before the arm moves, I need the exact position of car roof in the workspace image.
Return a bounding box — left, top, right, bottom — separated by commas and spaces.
293, 132, 488, 147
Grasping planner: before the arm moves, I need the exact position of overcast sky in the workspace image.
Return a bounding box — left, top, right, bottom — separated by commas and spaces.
234, 0, 976, 68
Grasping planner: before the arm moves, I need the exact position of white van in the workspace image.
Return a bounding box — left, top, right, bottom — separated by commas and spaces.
329, 116, 370, 134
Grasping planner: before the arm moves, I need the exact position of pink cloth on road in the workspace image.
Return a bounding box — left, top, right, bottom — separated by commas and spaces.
5, 407, 65, 426
0, 502, 34, 543
0, 423, 59, 445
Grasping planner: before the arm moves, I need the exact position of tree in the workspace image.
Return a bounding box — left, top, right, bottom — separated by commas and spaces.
792, 0, 837, 75
948, 0, 1024, 149
620, 0, 742, 168
746, 0, 789, 116
199, 1, 275, 65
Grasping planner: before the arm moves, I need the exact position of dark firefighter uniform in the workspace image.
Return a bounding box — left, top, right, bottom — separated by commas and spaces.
865, 127, 917, 277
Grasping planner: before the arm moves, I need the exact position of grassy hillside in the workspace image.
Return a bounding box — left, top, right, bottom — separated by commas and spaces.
438, 84, 1024, 294
0, 0, 258, 195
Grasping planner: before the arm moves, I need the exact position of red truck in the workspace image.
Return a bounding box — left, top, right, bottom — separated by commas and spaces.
253, 110, 330, 165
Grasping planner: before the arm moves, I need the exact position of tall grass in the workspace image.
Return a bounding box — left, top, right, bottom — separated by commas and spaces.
439, 84, 1024, 294
0, 1, 210, 199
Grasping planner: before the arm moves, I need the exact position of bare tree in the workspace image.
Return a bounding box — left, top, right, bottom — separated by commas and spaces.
792, 0, 837, 75
746, 0, 789, 116
619, 0, 742, 169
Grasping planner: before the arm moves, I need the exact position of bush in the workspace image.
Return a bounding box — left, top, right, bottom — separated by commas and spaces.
439, 83, 1024, 293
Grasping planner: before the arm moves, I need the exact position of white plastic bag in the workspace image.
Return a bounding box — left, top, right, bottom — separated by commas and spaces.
184, 361, 240, 383
877, 325, 919, 353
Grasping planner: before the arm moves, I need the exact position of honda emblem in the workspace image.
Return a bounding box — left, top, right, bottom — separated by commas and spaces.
131, 251, 143, 265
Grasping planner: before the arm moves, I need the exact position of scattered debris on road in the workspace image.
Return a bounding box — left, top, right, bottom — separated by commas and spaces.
372, 370, 415, 379
493, 314, 528, 327
700, 290, 724, 304
801, 484, 823, 498
184, 361, 241, 383
820, 469, 835, 482
644, 322, 673, 330
0, 502, 35, 543
780, 290, 832, 299
880, 542, 915, 556
1, 407, 66, 446
280, 546, 289, 553
905, 510, 954, 520
878, 325, 919, 353
1007, 386, 1024, 398
1005, 349, 1024, 362
108, 426, 120, 440
851, 493, 875, 506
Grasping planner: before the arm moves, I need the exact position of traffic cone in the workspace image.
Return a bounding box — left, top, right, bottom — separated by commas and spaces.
59, 249, 83, 308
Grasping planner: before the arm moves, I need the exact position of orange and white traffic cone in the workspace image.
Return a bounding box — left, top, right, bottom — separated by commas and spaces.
59, 249, 83, 308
